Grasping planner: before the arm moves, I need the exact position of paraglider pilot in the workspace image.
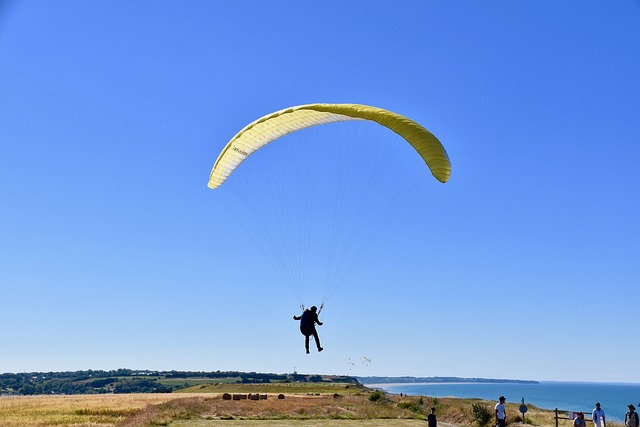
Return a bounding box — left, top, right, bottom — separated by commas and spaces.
293, 306, 323, 354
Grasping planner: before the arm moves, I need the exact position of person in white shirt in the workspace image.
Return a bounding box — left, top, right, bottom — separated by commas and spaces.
593, 402, 606, 427
495, 396, 507, 427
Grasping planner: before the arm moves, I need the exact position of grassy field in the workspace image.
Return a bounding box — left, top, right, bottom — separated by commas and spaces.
176, 381, 363, 394
0, 393, 178, 426
159, 378, 241, 387
0, 384, 626, 427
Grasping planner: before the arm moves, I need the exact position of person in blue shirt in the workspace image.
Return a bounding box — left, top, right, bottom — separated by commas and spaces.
592, 402, 606, 427
293, 306, 323, 354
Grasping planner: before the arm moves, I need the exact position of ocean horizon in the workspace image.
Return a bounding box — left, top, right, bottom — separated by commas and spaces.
374, 381, 640, 422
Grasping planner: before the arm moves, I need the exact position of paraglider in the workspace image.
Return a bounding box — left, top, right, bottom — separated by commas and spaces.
208, 103, 451, 189
293, 305, 323, 354
208, 103, 451, 351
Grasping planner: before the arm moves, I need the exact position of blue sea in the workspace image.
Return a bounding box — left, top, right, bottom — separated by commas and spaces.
377, 382, 640, 422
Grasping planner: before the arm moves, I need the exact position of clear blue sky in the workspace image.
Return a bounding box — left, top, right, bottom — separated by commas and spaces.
1, 1, 639, 382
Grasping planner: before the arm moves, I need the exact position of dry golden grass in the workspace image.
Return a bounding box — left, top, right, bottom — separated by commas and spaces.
1, 389, 627, 427
0, 392, 431, 427
0, 393, 178, 427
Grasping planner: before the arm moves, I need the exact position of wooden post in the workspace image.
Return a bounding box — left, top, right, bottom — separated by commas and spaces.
555, 409, 559, 427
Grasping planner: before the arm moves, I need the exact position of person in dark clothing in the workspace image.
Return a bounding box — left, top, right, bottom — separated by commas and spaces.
626, 405, 639, 427
293, 305, 323, 354
427, 407, 437, 427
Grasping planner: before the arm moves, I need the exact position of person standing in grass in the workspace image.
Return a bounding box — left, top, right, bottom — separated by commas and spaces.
592, 402, 606, 427
626, 405, 639, 427
495, 396, 507, 427
574, 412, 586, 427
427, 407, 437, 427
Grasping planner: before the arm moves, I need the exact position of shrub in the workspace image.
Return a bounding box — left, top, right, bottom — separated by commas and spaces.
398, 401, 421, 412
471, 402, 493, 427
369, 390, 384, 402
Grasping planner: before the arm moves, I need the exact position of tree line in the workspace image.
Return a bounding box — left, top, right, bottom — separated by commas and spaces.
0, 369, 359, 395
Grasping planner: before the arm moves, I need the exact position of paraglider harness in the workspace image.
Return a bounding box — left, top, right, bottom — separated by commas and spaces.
300, 303, 323, 315
298, 304, 323, 336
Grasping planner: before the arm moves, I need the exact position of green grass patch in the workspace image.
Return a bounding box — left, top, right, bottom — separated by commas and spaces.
176, 382, 366, 395
158, 378, 234, 387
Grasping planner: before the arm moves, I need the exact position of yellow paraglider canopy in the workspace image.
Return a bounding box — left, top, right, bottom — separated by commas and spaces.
208, 103, 451, 189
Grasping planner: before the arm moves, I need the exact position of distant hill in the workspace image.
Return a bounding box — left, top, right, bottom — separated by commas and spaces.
357, 376, 538, 384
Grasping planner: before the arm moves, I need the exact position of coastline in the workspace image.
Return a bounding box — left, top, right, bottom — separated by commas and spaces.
367, 381, 640, 422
